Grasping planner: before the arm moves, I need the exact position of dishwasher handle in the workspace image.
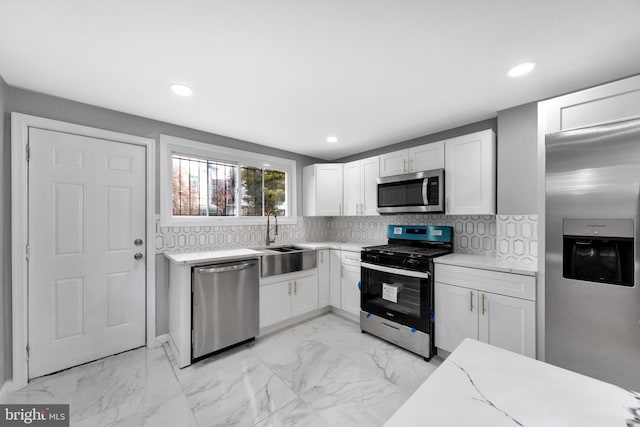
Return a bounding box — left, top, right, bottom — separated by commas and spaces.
197, 261, 256, 274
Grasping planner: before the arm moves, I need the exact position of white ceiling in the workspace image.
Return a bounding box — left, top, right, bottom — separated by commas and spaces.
1, 1, 639, 161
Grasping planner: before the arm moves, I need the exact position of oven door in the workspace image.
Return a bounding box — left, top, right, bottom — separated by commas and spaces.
360, 262, 432, 332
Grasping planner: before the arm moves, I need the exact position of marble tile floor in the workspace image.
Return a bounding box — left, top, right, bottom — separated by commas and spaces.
4, 313, 443, 427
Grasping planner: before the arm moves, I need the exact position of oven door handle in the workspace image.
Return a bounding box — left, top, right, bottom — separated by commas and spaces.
361, 262, 431, 279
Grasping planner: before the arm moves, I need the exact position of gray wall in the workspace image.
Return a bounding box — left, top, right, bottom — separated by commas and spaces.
497, 103, 538, 214
8, 87, 323, 214
0, 75, 10, 386
335, 118, 497, 163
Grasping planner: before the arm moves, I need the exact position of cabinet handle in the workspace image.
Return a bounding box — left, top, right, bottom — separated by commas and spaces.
403, 159, 407, 173
482, 293, 485, 315
409, 158, 413, 171
470, 291, 473, 312
294, 281, 297, 295
288, 282, 291, 296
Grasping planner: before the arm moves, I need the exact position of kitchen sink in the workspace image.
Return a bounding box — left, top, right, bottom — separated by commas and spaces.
260, 245, 317, 277
263, 245, 299, 253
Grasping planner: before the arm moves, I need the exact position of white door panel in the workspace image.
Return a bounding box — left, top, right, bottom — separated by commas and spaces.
28, 128, 146, 379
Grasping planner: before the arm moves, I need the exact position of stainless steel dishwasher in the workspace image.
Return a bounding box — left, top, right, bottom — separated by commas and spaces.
192, 258, 259, 360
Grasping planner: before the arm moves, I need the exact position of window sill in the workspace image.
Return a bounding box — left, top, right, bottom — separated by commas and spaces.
158, 216, 298, 228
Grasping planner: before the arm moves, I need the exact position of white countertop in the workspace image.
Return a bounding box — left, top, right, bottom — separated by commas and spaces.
164, 242, 367, 265
385, 339, 639, 427
164, 248, 264, 265
295, 242, 366, 252
434, 253, 537, 276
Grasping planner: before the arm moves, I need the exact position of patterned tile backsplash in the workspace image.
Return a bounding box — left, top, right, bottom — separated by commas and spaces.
156, 214, 537, 262
496, 215, 538, 265
155, 217, 330, 253
325, 215, 497, 255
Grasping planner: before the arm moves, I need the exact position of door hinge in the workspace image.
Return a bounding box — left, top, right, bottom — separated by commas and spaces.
26, 144, 30, 161
26, 344, 30, 360
25, 244, 30, 261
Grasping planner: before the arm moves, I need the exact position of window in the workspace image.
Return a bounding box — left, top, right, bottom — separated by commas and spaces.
160, 135, 296, 226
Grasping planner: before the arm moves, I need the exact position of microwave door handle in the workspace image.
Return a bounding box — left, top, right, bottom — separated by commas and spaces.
422, 178, 429, 205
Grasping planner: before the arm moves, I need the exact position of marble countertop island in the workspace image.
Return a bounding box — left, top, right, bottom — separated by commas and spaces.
385, 339, 639, 426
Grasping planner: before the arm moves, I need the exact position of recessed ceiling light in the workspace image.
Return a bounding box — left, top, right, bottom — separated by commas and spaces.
170, 84, 193, 96
507, 62, 535, 78
326, 136, 338, 143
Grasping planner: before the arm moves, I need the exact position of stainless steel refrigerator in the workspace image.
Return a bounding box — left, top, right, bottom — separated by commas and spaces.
546, 117, 640, 391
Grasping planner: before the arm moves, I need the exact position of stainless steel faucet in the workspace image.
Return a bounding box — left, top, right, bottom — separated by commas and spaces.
265, 210, 278, 246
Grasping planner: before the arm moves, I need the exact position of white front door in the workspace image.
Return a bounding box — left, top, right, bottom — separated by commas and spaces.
28, 127, 147, 379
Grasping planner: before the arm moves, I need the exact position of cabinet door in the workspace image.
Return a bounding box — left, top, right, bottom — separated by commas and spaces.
379, 149, 408, 177
329, 250, 342, 308
316, 164, 343, 216
343, 160, 361, 216
361, 156, 379, 215
317, 250, 330, 307
259, 281, 292, 328
434, 283, 479, 353
478, 292, 536, 358
409, 140, 445, 172
341, 264, 361, 316
291, 275, 319, 317
445, 130, 495, 215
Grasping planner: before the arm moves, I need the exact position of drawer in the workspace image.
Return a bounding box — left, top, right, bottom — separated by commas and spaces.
435, 264, 536, 301
341, 250, 361, 266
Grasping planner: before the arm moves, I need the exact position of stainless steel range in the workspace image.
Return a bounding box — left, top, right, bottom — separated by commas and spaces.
360, 225, 453, 360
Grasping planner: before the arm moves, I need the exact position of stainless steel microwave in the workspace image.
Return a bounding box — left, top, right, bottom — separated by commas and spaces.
376, 169, 444, 214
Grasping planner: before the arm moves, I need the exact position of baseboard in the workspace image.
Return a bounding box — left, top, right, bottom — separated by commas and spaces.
259, 306, 331, 337
154, 334, 170, 347
0, 380, 15, 403
328, 307, 359, 324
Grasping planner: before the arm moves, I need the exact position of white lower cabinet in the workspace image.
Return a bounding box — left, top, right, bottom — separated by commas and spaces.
259, 272, 318, 328
292, 275, 319, 316
435, 264, 536, 358
340, 251, 361, 316
317, 249, 330, 307
434, 283, 478, 353
329, 250, 342, 308
260, 281, 292, 327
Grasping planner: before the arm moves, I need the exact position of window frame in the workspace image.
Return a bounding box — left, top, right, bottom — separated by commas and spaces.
160, 134, 297, 227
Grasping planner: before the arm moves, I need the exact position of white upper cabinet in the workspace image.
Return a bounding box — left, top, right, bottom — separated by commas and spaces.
303, 163, 343, 216
343, 156, 379, 216
343, 160, 361, 216
409, 140, 445, 172
379, 149, 409, 177
444, 129, 496, 215
361, 157, 379, 215
379, 141, 445, 177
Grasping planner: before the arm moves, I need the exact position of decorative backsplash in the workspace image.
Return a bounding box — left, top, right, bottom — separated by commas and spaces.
495, 215, 538, 265
325, 215, 497, 256
156, 215, 498, 256
156, 214, 538, 263
155, 217, 330, 253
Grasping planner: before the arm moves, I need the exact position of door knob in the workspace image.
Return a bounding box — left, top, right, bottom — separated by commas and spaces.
134, 238, 144, 246
134, 252, 143, 260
